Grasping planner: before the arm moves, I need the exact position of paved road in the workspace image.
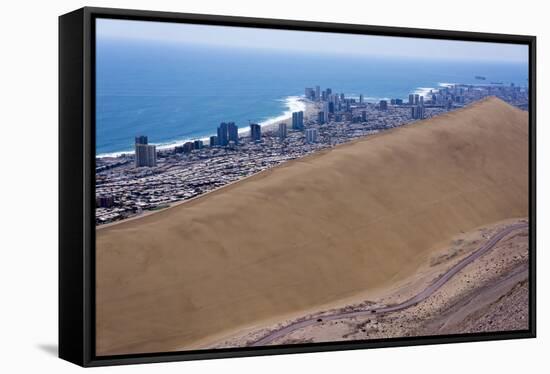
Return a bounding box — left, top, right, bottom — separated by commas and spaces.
251, 222, 528, 346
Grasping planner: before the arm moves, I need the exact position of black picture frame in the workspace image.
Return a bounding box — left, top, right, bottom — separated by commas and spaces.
59, 6, 537, 367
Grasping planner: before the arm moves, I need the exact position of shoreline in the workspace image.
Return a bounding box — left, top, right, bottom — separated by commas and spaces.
95, 81, 526, 159
96, 96, 316, 158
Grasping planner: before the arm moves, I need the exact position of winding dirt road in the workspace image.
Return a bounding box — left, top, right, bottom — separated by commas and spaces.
250, 222, 528, 346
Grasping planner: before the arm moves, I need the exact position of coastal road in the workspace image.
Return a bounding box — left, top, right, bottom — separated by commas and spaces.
250, 222, 529, 347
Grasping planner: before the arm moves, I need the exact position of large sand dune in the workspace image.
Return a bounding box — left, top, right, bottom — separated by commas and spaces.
96, 97, 528, 355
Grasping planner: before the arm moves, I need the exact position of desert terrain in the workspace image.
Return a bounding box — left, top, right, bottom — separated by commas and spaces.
96, 97, 528, 355
214, 219, 529, 347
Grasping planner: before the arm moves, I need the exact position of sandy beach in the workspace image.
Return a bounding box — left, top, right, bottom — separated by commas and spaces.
98, 97, 319, 158
259, 98, 319, 134
96, 97, 528, 355
214, 98, 319, 141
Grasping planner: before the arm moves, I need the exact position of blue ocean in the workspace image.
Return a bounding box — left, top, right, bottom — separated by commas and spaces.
96, 39, 528, 156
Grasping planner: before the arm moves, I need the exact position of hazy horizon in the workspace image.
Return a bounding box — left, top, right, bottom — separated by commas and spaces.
97, 18, 529, 63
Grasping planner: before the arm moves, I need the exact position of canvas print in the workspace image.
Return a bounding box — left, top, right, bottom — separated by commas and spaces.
94, 18, 530, 356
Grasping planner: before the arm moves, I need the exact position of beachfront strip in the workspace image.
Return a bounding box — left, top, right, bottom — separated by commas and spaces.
95, 83, 528, 225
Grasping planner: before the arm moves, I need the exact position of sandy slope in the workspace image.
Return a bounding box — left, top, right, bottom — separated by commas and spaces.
96, 97, 528, 355
237, 219, 529, 348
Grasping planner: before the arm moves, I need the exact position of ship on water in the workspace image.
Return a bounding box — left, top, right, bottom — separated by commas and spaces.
475, 75, 487, 80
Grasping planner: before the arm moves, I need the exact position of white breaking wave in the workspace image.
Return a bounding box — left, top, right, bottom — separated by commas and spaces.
96, 95, 307, 158
413, 87, 435, 98
96, 148, 134, 159
342, 94, 390, 103
365, 96, 391, 102
256, 95, 306, 130
410, 83, 457, 101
